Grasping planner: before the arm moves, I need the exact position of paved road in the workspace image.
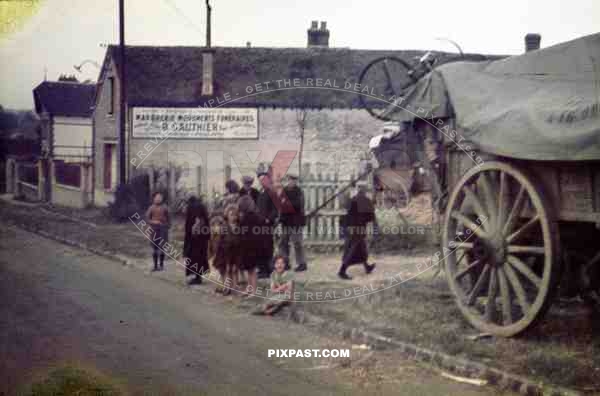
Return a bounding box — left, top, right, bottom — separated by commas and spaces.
0, 225, 508, 395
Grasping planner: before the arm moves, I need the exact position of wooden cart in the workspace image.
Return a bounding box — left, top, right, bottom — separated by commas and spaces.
361, 34, 600, 337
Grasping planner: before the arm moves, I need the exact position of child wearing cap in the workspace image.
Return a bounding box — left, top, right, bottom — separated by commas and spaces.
145, 191, 170, 271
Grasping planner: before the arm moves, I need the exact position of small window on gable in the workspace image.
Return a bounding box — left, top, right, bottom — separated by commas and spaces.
107, 76, 114, 115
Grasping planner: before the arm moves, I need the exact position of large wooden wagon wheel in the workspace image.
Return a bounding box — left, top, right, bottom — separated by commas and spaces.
358, 56, 416, 121
443, 161, 560, 337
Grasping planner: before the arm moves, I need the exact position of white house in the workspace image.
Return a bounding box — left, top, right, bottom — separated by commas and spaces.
33, 80, 95, 208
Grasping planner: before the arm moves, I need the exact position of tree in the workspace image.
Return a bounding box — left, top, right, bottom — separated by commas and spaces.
289, 58, 315, 181
296, 109, 307, 179
0, 107, 18, 134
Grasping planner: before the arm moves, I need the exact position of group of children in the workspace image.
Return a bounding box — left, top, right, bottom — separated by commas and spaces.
144, 173, 378, 315
145, 178, 295, 315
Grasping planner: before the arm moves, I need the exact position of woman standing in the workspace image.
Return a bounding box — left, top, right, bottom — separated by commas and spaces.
337, 184, 377, 280
183, 196, 210, 285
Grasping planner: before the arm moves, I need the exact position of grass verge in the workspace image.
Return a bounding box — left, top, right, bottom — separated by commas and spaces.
20, 366, 124, 396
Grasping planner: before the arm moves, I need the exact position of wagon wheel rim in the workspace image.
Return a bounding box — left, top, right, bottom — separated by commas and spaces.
443, 161, 559, 337
358, 56, 416, 121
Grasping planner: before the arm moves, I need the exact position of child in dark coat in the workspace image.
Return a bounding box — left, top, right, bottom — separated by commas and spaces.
183, 196, 210, 285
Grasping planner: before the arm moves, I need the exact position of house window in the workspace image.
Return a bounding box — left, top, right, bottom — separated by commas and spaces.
54, 160, 81, 188
103, 143, 117, 190
107, 76, 114, 115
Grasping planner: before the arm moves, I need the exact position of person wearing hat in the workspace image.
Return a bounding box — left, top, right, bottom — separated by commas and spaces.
255, 168, 278, 278
240, 175, 259, 203
338, 182, 376, 280
215, 179, 240, 212
278, 173, 307, 272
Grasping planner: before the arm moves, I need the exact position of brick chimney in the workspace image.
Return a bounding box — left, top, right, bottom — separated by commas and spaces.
307, 21, 329, 47
525, 33, 541, 52
201, 0, 214, 96
201, 50, 215, 96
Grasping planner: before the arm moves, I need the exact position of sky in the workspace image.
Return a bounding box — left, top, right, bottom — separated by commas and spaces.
1, 0, 598, 109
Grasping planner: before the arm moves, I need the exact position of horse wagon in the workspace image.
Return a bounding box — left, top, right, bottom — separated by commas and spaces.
362, 33, 600, 337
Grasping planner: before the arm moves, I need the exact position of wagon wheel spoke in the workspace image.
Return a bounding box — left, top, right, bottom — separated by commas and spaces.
381, 60, 396, 96
507, 245, 546, 255
478, 173, 498, 229
455, 250, 468, 266
497, 268, 513, 325
507, 255, 541, 288
462, 186, 490, 230
467, 265, 490, 306
503, 262, 530, 313
502, 185, 526, 236
485, 268, 498, 322
454, 259, 482, 281
497, 171, 507, 226
506, 215, 540, 244
452, 241, 474, 250
451, 212, 488, 239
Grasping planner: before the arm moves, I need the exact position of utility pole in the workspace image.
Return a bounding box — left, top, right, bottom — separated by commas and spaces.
118, 0, 127, 185
206, 0, 211, 47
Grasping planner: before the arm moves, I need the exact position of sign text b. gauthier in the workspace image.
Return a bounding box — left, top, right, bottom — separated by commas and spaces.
132, 107, 258, 139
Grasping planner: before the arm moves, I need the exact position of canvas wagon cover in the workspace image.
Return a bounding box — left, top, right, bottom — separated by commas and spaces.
389, 33, 600, 160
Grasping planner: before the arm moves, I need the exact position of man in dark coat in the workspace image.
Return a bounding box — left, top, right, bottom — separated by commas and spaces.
338, 184, 377, 280
183, 196, 210, 285
278, 174, 307, 272
240, 175, 260, 203
256, 170, 278, 278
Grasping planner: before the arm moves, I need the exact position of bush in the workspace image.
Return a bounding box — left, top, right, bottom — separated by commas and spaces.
108, 174, 150, 222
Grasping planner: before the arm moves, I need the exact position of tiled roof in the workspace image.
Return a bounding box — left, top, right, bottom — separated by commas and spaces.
33, 81, 96, 117
103, 45, 496, 109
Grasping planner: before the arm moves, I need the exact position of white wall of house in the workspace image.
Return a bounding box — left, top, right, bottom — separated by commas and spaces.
53, 116, 92, 161
48, 116, 93, 208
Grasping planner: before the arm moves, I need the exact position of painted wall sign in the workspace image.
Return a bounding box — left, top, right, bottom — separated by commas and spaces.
132, 107, 258, 139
